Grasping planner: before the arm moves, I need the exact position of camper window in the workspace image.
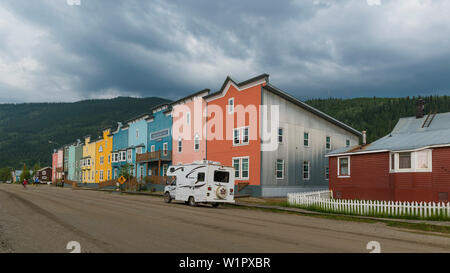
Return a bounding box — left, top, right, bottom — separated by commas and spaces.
214, 171, 230, 183
197, 172, 205, 182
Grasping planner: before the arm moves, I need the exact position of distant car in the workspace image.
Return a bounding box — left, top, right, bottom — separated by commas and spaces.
6, 180, 12, 184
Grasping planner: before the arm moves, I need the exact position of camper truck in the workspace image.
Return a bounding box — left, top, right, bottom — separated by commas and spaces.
164, 160, 235, 207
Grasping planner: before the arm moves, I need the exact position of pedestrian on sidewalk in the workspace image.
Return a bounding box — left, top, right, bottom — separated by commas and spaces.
34, 177, 39, 186
22, 178, 28, 189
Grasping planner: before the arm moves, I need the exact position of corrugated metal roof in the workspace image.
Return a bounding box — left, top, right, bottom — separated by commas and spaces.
327, 112, 450, 156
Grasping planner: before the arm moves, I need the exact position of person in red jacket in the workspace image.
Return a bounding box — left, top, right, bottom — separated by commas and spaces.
22, 178, 28, 189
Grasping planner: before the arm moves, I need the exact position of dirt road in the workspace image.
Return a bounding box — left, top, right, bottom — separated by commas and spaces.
0, 184, 449, 253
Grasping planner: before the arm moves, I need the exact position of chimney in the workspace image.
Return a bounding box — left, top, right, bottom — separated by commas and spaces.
362, 130, 367, 145
416, 99, 425, 119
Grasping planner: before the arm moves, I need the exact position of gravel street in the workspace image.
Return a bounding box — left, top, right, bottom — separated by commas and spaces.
0, 184, 449, 253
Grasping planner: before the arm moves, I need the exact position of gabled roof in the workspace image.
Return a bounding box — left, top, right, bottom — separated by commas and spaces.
264, 84, 362, 137
204, 74, 269, 100
327, 112, 450, 157
170, 89, 210, 107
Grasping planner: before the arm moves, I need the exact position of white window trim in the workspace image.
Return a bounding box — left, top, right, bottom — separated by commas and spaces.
276, 159, 284, 179
178, 137, 182, 153
232, 156, 250, 180
389, 149, 433, 173
326, 136, 332, 150
163, 142, 168, 156
337, 156, 351, 178
194, 133, 200, 151
325, 167, 329, 181
228, 98, 234, 114
127, 149, 132, 162
304, 132, 309, 147
278, 127, 283, 144
151, 145, 155, 152
232, 126, 250, 146
303, 161, 310, 181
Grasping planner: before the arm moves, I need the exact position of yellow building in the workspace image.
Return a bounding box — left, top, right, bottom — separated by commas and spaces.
81, 136, 96, 184
95, 129, 113, 182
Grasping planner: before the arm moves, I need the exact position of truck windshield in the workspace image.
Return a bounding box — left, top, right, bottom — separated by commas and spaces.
214, 171, 229, 183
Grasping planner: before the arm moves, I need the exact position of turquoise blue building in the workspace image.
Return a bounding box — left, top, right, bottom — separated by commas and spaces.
67, 143, 76, 181
111, 122, 129, 179
144, 103, 173, 178
126, 113, 151, 181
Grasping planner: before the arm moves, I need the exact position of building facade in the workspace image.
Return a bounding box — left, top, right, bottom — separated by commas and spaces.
52, 151, 58, 183
81, 136, 96, 184
74, 141, 83, 183
37, 167, 52, 182
205, 74, 361, 197
111, 122, 129, 179
327, 111, 450, 203
171, 89, 209, 166
95, 129, 113, 183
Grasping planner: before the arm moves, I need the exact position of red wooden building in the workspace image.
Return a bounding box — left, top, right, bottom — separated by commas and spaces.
327, 106, 450, 203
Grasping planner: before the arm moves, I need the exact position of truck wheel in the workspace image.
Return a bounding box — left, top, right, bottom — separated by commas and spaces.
212, 203, 219, 208
164, 192, 172, 203
188, 196, 196, 207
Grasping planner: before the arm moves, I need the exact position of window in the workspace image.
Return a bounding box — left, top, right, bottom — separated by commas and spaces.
278, 128, 283, 143
178, 138, 182, 153
338, 157, 350, 177
326, 136, 331, 150
114, 169, 117, 179
214, 171, 230, 183
276, 159, 284, 179
100, 156, 104, 165
233, 157, 249, 180
136, 147, 142, 154
228, 98, 234, 113
99, 171, 104, 181
194, 134, 200, 151
151, 145, 155, 152
186, 112, 191, 126
197, 172, 205, 182
127, 149, 132, 162
163, 143, 168, 156
42, 171, 46, 175
416, 150, 429, 169
304, 132, 309, 147
233, 127, 249, 146
346, 139, 350, 147
325, 167, 329, 180
120, 151, 126, 162
399, 152, 411, 169
163, 164, 168, 176
107, 170, 110, 180
303, 161, 310, 180
99, 146, 103, 153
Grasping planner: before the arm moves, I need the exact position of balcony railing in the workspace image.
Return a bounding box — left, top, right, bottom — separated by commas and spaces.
136, 150, 172, 163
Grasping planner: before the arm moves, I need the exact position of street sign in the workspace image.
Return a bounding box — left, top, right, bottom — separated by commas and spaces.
118, 176, 126, 184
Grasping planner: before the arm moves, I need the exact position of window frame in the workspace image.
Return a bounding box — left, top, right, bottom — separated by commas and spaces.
232, 156, 250, 180
337, 156, 350, 178
228, 98, 234, 114
304, 132, 309, 147
276, 159, 284, 179
194, 133, 200, 151
303, 161, 310, 181
178, 137, 182, 153
326, 136, 331, 150
278, 127, 283, 144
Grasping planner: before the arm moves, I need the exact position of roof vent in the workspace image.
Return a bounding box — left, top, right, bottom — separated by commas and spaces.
416, 99, 425, 119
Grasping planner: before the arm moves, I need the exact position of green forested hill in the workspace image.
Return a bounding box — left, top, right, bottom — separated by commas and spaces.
306, 95, 450, 143
0, 95, 449, 170
0, 97, 170, 169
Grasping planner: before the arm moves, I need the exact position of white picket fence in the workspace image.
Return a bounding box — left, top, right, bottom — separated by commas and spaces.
287, 192, 450, 220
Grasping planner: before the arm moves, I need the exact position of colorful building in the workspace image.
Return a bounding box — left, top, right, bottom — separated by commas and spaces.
205, 74, 361, 197
111, 122, 129, 179
81, 136, 96, 184
327, 109, 450, 203
52, 150, 58, 183
74, 141, 83, 183
67, 143, 76, 181
171, 89, 209, 165
95, 129, 113, 182
125, 113, 152, 181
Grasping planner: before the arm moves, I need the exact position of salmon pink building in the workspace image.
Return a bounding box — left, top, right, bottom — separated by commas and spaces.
52, 150, 58, 183
171, 89, 210, 165
205, 74, 361, 197
327, 108, 450, 203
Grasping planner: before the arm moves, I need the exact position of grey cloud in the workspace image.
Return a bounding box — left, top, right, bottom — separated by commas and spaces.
0, 0, 449, 103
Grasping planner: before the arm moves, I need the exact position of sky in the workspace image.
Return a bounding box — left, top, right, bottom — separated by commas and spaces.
0, 0, 449, 103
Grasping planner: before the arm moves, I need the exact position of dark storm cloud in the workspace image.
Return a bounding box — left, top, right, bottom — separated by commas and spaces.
0, 0, 449, 103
